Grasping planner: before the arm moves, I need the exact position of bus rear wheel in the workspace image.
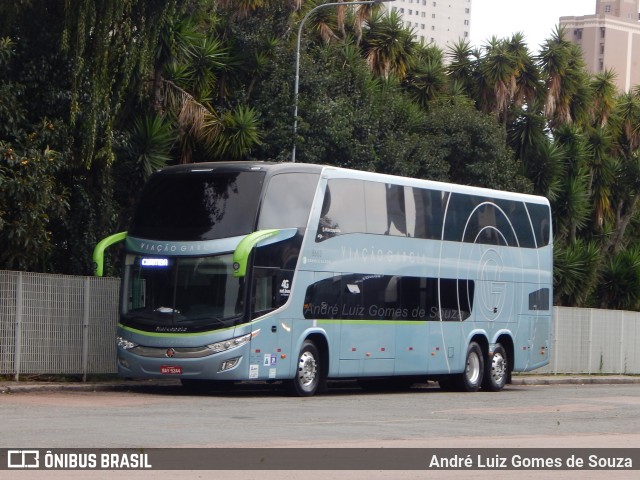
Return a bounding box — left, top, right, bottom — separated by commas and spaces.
287, 340, 322, 397
482, 343, 508, 392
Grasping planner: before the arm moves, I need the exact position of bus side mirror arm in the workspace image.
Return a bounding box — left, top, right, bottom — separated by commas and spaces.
233, 228, 298, 278
93, 231, 128, 277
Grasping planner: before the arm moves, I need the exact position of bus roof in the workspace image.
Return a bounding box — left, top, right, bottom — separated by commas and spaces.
153, 162, 549, 206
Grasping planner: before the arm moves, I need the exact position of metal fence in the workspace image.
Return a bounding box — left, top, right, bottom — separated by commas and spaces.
0, 271, 119, 379
1, 270, 640, 377
537, 307, 640, 375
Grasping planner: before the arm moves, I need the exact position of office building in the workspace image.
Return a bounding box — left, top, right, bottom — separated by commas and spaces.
390, 0, 471, 47
560, 0, 640, 92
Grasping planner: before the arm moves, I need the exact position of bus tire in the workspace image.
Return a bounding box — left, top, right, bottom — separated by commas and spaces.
287, 340, 322, 397
482, 343, 508, 392
456, 341, 484, 392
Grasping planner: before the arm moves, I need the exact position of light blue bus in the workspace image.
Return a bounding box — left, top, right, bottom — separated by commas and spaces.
94, 162, 553, 396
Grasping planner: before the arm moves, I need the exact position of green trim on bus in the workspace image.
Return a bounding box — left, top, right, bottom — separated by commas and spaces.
119, 323, 236, 338
93, 231, 127, 276
232, 229, 280, 277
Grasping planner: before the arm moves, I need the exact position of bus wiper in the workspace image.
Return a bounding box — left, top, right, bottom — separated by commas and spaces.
175, 316, 226, 325
156, 306, 181, 314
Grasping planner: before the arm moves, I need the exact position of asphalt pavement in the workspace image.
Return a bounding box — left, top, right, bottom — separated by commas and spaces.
1, 375, 639, 394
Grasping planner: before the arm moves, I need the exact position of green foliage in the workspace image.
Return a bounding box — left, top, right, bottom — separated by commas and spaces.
596, 247, 640, 310
0, 122, 69, 271
553, 240, 600, 306
126, 115, 175, 179
423, 102, 531, 191
3, 0, 640, 312
214, 105, 263, 160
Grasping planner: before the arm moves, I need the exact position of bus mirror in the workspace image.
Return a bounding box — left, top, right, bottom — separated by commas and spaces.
233, 228, 297, 278
92, 231, 127, 277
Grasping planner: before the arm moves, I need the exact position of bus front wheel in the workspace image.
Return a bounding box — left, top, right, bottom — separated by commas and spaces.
287, 340, 322, 397
456, 341, 484, 392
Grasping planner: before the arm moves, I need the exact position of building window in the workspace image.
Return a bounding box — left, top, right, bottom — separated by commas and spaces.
575, 29, 582, 40
421, 24, 425, 29
604, 5, 611, 13
422, 12, 426, 17
464, 31, 468, 37
465, 8, 469, 14
432, 13, 436, 18
464, 19, 469, 25
600, 43, 605, 54
601, 27, 606, 38
599, 59, 604, 71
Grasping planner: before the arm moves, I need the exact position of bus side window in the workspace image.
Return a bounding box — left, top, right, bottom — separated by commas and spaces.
364, 182, 406, 236
316, 179, 366, 242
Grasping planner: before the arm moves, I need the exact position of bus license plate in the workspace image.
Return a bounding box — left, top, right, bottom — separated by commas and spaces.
160, 365, 183, 375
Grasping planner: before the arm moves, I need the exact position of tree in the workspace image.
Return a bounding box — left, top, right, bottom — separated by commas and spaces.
361, 10, 416, 80
423, 101, 531, 192
538, 26, 591, 127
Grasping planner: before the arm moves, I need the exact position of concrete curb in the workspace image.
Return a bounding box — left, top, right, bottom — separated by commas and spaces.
2, 376, 639, 394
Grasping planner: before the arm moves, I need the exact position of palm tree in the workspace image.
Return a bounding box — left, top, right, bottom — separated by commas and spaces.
612, 91, 640, 151
217, 0, 269, 20
538, 26, 591, 127
553, 239, 600, 306
477, 36, 512, 118
586, 126, 617, 230
445, 39, 478, 101
353, 1, 386, 45
553, 124, 592, 243
508, 108, 564, 198
213, 105, 263, 160
590, 69, 617, 128
125, 114, 175, 179
596, 247, 640, 310
361, 10, 416, 80
508, 33, 542, 112
404, 44, 447, 108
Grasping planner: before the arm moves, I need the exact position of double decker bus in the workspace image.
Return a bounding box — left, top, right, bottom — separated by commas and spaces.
94, 161, 553, 396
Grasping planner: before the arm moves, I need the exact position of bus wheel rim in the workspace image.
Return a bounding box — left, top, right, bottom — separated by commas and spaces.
466, 351, 481, 385
298, 351, 317, 388
491, 352, 506, 384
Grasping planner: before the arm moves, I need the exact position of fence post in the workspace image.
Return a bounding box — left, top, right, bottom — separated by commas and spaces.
620, 311, 625, 374
82, 277, 91, 382
14, 272, 23, 381
553, 307, 559, 374
588, 308, 594, 374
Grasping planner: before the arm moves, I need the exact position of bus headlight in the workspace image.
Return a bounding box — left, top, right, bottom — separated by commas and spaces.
117, 336, 138, 350
206, 331, 257, 354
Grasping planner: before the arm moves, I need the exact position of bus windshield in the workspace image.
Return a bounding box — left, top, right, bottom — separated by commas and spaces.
122, 253, 244, 332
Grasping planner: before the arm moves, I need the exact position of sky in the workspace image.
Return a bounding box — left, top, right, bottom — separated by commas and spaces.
471, 0, 597, 52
